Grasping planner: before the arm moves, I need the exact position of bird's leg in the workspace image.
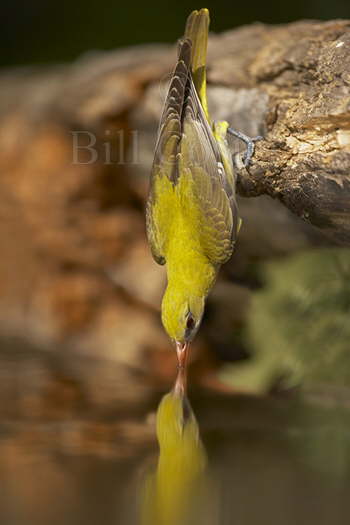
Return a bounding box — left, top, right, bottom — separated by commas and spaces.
228, 127, 262, 167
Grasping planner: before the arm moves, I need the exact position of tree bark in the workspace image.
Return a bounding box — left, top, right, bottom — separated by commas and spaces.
207, 20, 350, 244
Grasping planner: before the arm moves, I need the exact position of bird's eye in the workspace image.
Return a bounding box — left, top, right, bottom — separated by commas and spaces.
186, 313, 195, 331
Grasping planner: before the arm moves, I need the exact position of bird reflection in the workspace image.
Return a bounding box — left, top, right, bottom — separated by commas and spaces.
141, 366, 210, 525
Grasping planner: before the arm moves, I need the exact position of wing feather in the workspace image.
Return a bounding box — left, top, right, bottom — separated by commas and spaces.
178, 77, 238, 264
146, 40, 192, 264
147, 39, 239, 267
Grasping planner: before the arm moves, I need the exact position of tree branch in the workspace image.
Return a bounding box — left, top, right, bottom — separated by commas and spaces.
206, 20, 350, 244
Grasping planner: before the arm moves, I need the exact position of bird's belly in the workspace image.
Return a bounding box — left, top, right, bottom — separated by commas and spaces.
166, 208, 216, 291
153, 174, 216, 293
166, 198, 203, 260
153, 174, 201, 250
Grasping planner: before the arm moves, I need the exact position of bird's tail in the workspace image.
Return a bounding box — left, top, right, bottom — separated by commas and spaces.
184, 8, 210, 122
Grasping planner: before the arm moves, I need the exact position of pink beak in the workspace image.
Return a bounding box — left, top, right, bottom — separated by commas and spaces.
175, 341, 189, 369
174, 364, 187, 396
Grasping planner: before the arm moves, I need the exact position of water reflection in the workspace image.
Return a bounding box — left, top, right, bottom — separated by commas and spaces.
141, 367, 213, 525
2, 340, 350, 524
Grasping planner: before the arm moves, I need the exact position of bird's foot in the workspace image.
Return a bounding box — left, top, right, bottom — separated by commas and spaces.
228, 127, 263, 167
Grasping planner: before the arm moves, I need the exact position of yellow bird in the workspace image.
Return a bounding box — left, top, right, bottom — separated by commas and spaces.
141, 368, 207, 525
146, 8, 260, 366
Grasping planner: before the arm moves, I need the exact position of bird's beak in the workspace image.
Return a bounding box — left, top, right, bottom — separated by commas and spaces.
174, 364, 187, 397
175, 341, 189, 369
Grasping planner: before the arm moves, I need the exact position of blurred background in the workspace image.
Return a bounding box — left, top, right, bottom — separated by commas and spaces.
1, 0, 350, 66
1, 1, 350, 525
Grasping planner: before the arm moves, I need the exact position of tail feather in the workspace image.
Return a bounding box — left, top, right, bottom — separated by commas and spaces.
184, 8, 210, 121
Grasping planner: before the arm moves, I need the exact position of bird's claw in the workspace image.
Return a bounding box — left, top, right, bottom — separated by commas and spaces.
228, 128, 263, 167
242, 135, 263, 167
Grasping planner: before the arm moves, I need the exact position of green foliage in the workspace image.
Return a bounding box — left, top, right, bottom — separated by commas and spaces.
220, 248, 350, 392
250, 248, 350, 387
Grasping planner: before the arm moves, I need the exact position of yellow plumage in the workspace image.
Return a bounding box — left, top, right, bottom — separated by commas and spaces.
141, 387, 207, 525
146, 8, 240, 347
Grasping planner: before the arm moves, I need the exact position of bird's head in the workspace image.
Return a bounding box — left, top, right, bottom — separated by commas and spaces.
156, 377, 201, 451
161, 285, 205, 363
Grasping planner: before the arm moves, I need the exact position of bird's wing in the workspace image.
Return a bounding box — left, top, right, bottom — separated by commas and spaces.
147, 39, 239, 267
179, 76, 239, 265
146, 39, 191, 265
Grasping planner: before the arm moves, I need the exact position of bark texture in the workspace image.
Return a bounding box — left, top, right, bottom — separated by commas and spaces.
207, 20, 350, 245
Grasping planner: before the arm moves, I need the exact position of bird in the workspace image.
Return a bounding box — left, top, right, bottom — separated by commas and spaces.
146, 8, 260, 368
140, 367, 207, 525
